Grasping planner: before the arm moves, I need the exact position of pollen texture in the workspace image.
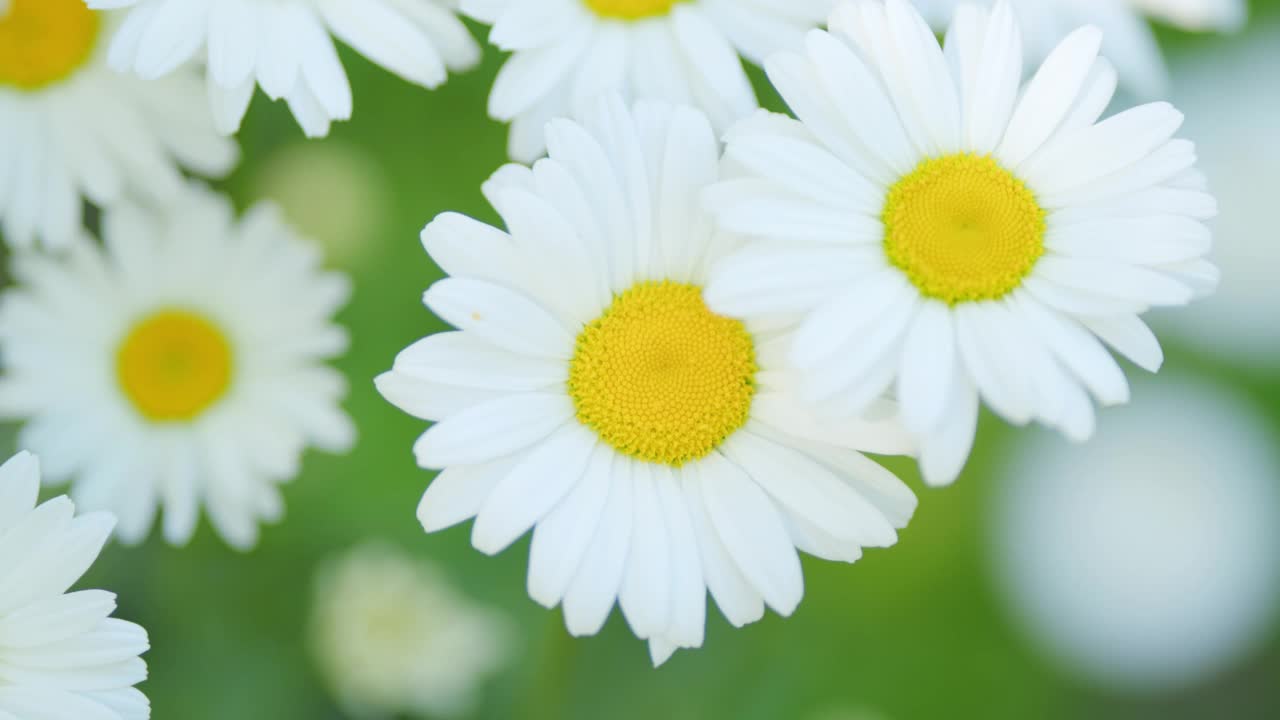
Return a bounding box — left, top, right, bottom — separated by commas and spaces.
883, 153, 1046, 304
568, 281, 756, 467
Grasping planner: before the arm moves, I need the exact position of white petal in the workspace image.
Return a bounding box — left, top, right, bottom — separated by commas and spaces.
417, 453, 523, 533
527, 443, 613, 608
413, 393, 574, 469
424, 277, 575, 359
562, 455, 633, 637
699, 453, 803, 616
618, 464, 671, 640
471, 423, 597, 555
897, 301, 956, 434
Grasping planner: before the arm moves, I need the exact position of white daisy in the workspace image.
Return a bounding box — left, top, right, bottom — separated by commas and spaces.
310, 542, 513, 718
88, 0, 481, 138
0, 183, 355, 550
911, 0, 1246, 98
463, 0, 837, 162
0, 450, 151, 720
0, 0, 237, 250
993, 376, 1280, 691
703, 0, 1218, 486
376, 97, 918, 665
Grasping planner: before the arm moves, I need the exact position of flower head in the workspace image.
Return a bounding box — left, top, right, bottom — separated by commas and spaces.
704, 0, 1217, 485
310, 543, 512, 718
464, 0, 836, 161
0, 1, 236, 249
87, 0, 481, 137
0, 450, 151, 720
0, 184, 355, 549
378, 97, 918, 665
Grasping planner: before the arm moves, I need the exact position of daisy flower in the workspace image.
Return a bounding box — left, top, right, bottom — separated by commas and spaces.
0, 0, 236, 250
0, 183, 355, 550
911, 0, 1246, 98
377, 97, 917, 665
463, 0, 837, 162
703, 0, 1218, 485
88, 0, 481, 138
310, 543, 512, 718
0, 450, 151, 720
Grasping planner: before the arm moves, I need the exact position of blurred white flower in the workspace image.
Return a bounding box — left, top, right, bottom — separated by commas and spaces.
463, 0, 836, 162
0, 183, 354, 550
0, 450, 151, 720
252, 141, 390, 270
310, 543, 512, 718
1157, 26, 1280, 367
0, 0, 236, 250
87, 0, 480, 138
912, 0, 1246, 98
992, 375, 1280, 692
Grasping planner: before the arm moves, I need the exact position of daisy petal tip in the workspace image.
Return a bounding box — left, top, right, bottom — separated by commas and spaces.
0, 448, 39, 481
922, 467, 961, 489
526, 582, 559, 611
649, 640, 678, 668
372, 370, 398, 399
920, 448, 966, 489
470, 516, 521, 557
563, 606, 610, 638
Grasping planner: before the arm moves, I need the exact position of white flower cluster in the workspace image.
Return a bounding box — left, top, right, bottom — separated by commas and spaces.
0, 0, 1241, 714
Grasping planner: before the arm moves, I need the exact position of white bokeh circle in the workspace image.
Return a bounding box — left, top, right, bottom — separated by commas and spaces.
992, 375, 1280, 692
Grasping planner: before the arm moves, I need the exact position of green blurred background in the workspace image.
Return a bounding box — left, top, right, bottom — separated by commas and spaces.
7, 2, 1280, 718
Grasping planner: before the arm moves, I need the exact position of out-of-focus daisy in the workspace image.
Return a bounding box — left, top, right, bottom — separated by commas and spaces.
705, 0, 1216, 485
0, 0, 236, 250
0, 184, 354, 550
88, 0, 481, 138
310, 542, 512, 718
377, 97, 917, 665
0, 450, 151, 720
463, 0, 836, 162
912, 0, 1246, 98
251, 141, 390, 270
1158, 26, 1280, 367
993, 376, 1280, 691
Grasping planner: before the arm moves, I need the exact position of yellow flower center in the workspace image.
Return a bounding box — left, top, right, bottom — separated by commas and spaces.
0, 0, 100, 91
584, 0, 685, 21
883, 153, 1046, 304
568, 281, 756, 467
116, 310, 234, 422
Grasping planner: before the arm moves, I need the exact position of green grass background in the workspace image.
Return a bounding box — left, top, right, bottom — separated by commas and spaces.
7, 2, 1280, 718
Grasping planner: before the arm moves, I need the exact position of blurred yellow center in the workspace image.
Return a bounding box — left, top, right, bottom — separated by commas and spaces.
568, 281, 756, 467
117, 310, 234, 422
584, 0, 684, 20
0, 0, 100, 91
883, 153, 1046, 304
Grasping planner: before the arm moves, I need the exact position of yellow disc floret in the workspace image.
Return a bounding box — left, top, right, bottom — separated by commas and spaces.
568, 281, 756, 467
0, 0, 100, 91
117, 310, 234, 422
584, 0, 686, 21
883, 153, 1046, 304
